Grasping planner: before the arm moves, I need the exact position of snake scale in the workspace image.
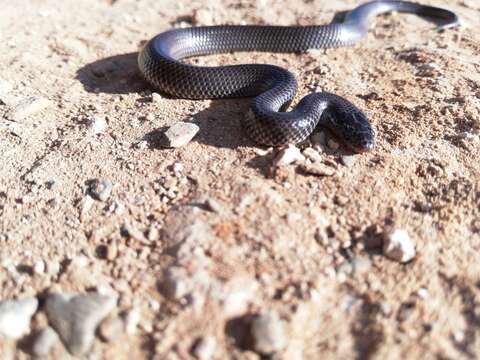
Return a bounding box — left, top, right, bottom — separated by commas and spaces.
138, 0, 459, 152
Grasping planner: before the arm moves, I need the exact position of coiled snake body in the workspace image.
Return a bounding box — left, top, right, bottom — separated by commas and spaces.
138, 1, 458, 152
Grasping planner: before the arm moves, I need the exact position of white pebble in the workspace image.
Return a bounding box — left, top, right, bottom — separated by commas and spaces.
85, 115, 107, 134
274, 144, 305, 166
0, 298, 38, 339
193, 336, 216, 360
251, 311, 287, 355
383, 229, 416, 263
33, 260, 45, 275
124, 307, 141, 335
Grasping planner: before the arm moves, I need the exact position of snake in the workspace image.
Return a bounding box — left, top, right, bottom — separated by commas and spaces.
137, 1, 459, 152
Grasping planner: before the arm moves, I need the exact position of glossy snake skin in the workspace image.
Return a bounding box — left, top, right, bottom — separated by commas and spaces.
138, 0, 459, 152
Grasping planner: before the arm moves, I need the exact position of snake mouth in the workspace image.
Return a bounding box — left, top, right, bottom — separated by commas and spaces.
349, 140, 375, 153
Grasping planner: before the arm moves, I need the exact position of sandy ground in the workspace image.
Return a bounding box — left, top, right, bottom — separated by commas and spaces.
0, 0, 479, 358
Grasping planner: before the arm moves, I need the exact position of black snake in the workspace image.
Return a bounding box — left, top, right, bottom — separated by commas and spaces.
138, 1, 459, 152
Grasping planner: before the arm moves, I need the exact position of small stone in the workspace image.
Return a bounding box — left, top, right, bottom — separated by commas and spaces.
340, 155, 356, 167
327, 139, 339, 150
145, 113, 155, 122
151, 93, 162, 103
161, 121, 200, 147
250, 311, 287, 355
45, 292, 117, 356
383, 229, 416, 263
162, 267, 190, 299
0, 297, 38, 339
46, 260, 61, 277
135, 140, 149, 150
147, 226, 160, 241
33, 259, 45, 275
122, 220, 147, 243
98, 316, 124, 342
172, 162, 184, 172
204, 198, 222, 213
303, 147, 323, 163
274, 145, 305, 166
417, 288, 429, 299
299, 162, 335, 176
124, 307, 140, 335
79, 195, 95, 217
10, 97, 52, 121
31, 326, 59, 357
105, 243, 118, 261
192, 336, 216, 360
89, 178, 113, 202
85, 115, 107, 134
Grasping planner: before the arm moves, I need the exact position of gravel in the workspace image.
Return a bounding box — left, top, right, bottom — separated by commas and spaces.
383, 229, 416, 263
45, 291, 117, 356
0, 297, 38, 339
161, 121, 200, 147
250, 311, 287, 355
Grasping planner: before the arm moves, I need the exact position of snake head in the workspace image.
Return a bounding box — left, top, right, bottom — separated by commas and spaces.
321, 107, 375, 153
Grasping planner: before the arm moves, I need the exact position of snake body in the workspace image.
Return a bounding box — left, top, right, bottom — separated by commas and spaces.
138, 1, 458, 152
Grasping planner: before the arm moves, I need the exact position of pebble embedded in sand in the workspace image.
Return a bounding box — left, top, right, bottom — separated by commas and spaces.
0, 297, 38, 339
251, 311, 287, 355
45, 292, 117, 356
274, 145, 305, 166
161, 121, 200, 147
383, 229, 416, 263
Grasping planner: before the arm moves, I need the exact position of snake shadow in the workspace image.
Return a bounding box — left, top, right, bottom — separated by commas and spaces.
75, 52, 147, 94
75, 52, 258, 150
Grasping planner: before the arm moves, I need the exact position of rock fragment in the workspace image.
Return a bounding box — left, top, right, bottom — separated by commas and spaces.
98, 316, 124, 342
0, 297, 38, 339
79, 195, 94, 218
45, 292, 117, 356
124, 307, 140, 335
84, 115, 107, 134
250, 311, 287, 355
274, 145, 305, 166
192, 336, 217, 360
161, 121, 200, 147
383, 229, 416, 263
122, 220, 147, 243
340, 155, 356, 167
299, 162, 335, 176
31, 326, 60, 357
151, 92, 162, 103
302, 147, 322, 162
89, 178, 113, 202
204, 198, 223, 213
